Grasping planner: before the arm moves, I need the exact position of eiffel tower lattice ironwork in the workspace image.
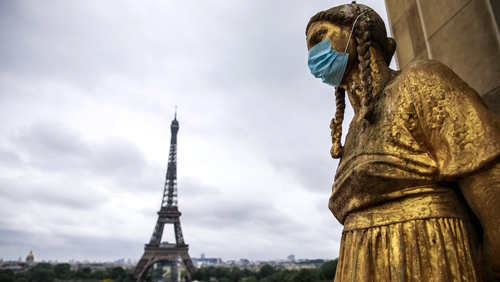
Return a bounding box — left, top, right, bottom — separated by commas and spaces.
133, 112, 196, 282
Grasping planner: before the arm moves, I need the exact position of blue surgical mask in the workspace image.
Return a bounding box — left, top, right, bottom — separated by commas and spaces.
308, 38, 349, 87
307, 9, 372, 88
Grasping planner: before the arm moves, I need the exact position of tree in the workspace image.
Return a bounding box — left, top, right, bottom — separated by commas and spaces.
192, 266, 217, 282
262, 269, 296, 282
90, 270, 106, 280
74, 267, 91, 280
258, 265, 275, 280
291, 268, 319, 282
228, 267, 242, 282
108, 267, 126, 280
0, 269, 15, 282
241, 268, 253, 278
191, 270, 203, 281
27, 263, 55, 282
318, 259, 338, 281
243, 276, 258, 282
14, 271, 29, 282
213, 267, 230, 280
0, 275, 15, 282
53, 263, 71, 280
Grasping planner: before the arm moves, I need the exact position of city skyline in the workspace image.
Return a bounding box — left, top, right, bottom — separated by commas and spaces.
1, 250, 322, 265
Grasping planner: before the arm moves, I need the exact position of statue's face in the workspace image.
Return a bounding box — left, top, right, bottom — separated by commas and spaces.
306, 21, 352, 52
306, 21, 358, 88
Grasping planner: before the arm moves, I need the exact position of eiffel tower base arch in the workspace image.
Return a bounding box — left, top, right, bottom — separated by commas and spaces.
133, 245, 196, 282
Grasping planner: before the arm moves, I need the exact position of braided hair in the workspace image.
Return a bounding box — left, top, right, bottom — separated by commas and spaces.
306, 3, 396, 158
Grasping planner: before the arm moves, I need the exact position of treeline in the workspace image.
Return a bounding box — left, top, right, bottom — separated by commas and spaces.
192, 259, 338, 282
0, 263, 133, 282
0, 259, 338, 282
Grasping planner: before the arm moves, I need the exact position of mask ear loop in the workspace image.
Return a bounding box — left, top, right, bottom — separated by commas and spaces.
344, 9, 373, 53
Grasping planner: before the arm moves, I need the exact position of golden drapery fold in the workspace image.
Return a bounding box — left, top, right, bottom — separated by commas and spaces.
335, 217, 482, 282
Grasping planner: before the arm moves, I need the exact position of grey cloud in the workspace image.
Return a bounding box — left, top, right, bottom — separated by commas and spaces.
13, 121, 91, 167
0, 229, 28, 247
179, 176, 221, 197
0, 176, 107, 210
269, 155, 336, 193
184, 199, 300, 235
0, 1, 172, 90
8, 120, 161, 192
0, 147, 23, 168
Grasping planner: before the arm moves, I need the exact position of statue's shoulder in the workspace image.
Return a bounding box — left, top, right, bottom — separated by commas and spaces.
399, 59, 454, 82
395, 59, 471, 97
393, 59, 486, 111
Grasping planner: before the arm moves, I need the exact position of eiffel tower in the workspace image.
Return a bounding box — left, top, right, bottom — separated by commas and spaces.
133, 112, 196, 282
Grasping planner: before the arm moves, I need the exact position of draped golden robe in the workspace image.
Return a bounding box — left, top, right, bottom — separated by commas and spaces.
331, 60, 500, 281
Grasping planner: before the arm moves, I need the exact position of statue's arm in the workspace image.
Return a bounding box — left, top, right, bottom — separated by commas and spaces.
459, 161, 500, 279
403, 60, 500, 178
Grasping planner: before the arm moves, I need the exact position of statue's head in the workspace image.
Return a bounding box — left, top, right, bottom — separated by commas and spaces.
305, 3, 396, 159
305, 3, 396, 66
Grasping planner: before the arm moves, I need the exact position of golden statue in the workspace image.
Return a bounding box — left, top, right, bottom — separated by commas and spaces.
305, 3, 500, 281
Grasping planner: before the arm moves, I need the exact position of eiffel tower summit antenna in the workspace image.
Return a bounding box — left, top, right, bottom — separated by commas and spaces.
133, 111, 196, 282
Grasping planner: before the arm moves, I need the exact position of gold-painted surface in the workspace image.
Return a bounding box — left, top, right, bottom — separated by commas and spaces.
306, 6, 500, 281
343, 188, 470, 231
328, 58, 500, 280
460, 161, 500, 280
336, 218, 481, 281
306, 22, 347, 50
330, 59, 500, 224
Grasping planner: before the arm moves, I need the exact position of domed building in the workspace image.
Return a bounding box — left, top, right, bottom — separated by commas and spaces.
26, 250, 34, 265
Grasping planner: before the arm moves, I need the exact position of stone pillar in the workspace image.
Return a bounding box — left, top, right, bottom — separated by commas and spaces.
384, 0, 500, 115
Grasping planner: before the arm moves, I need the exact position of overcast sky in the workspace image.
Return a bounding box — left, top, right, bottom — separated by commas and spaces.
0, 0, 393, 263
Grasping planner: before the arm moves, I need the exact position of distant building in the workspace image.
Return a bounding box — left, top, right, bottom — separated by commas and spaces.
25, 250, 34, 265
296, 259, 325, 268
239, 259, 250, 265
192, 254, 222, 267
0, 252, 35, 272
287, 255, 295, 262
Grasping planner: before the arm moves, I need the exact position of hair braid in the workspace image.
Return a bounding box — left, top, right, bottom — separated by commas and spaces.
330, 87, 346, 158
354, 20, 374, 121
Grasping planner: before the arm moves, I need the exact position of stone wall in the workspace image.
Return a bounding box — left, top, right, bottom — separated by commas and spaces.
384, 0, 500, 115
